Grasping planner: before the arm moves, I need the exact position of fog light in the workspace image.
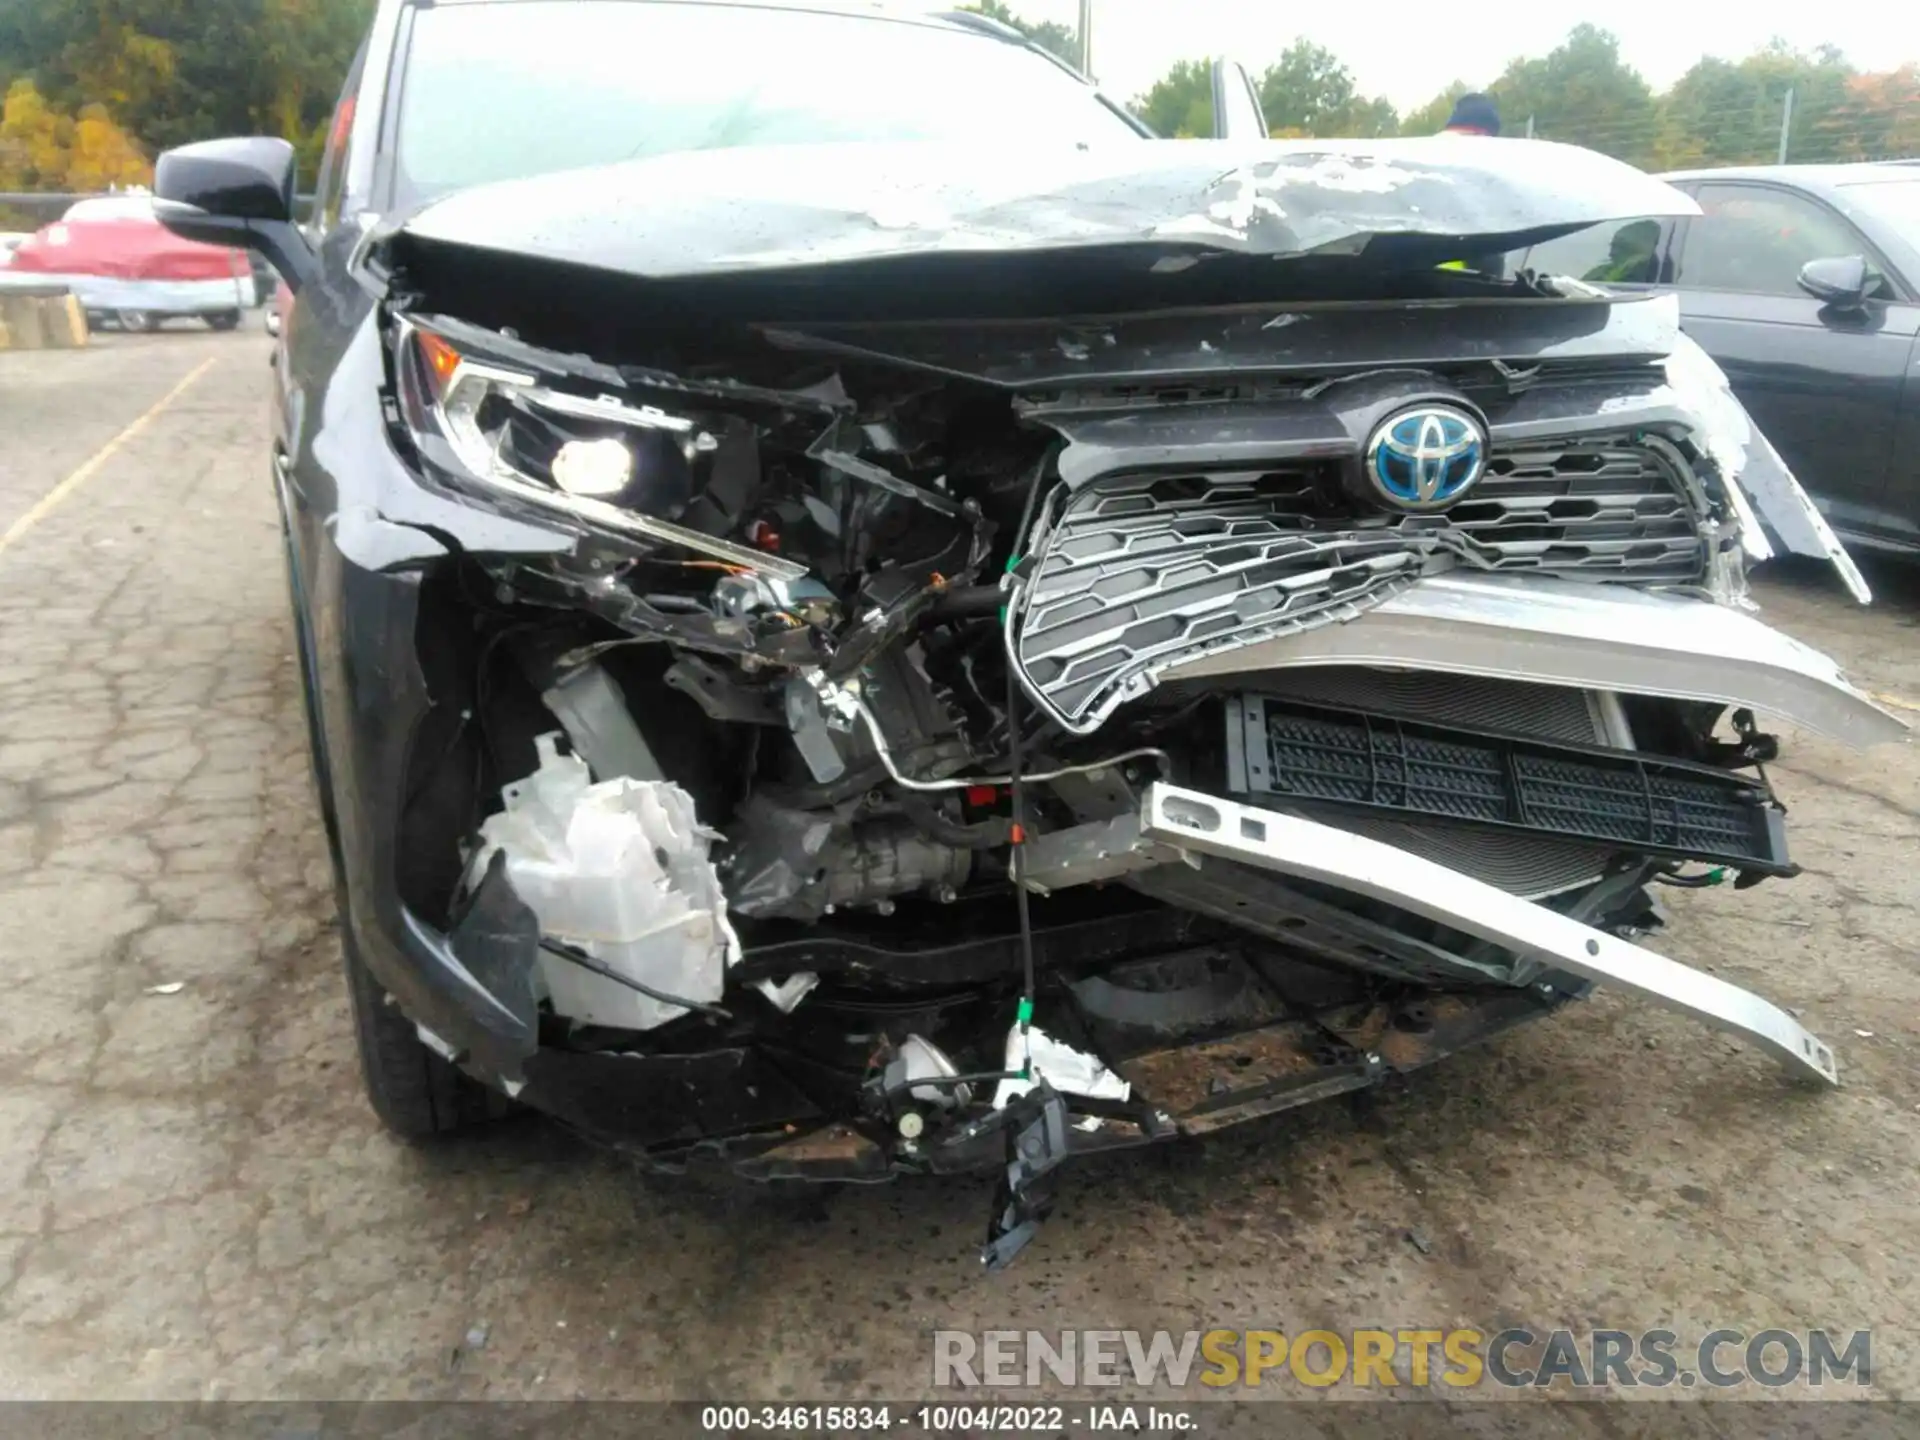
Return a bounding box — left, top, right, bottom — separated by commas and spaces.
551, 437, 635, 496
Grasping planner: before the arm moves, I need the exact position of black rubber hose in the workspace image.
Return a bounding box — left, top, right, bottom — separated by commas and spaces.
897, 792, 1017, 850
929, 584, 1006, 619
537, 939, 734, 1021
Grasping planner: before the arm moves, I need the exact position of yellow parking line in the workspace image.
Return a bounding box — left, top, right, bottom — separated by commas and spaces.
0, 355, 218, 558
1868, 690, 1920, 715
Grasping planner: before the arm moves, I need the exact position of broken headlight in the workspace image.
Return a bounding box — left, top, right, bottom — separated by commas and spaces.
392, 321, 783, 571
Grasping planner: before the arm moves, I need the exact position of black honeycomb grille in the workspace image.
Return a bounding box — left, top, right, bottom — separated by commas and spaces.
1226, 696, 1792, 874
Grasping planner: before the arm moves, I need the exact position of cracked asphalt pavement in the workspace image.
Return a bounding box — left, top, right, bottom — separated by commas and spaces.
1, 329, 1918, 1406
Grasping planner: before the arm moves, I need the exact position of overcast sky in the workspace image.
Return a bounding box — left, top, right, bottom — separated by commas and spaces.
981, 1, 1920, 110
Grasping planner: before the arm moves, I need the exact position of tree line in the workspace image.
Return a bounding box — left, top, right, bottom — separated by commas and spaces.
967, 3, 1917, 167
1, 0, 372, 197
2, 0, 1915, 209
1112, 20, 1918, 167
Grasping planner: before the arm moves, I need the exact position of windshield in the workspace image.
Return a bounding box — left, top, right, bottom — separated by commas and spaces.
1839, 177, 1920, 237
394, 2, 1140, 207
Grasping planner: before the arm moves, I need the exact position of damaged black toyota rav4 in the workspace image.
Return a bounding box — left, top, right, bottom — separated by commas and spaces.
155, 0, 1903, 1267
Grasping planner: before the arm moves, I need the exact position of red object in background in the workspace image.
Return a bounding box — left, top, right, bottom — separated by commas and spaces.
9, 202, 249, 283
331, 94, 357, 154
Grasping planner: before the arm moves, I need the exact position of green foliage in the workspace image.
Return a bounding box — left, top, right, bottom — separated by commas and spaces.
1258, 41, 1398, 138
1134, 58, 1213, 139
0, 0, 370, 184
1390, 26, 1916, 169
0, 76, 139, 187
65, 99, 152, 187
0, 77, 71, 189
957, 1, 1079, 68
0, 75, 149, 191
1807, 64, 1920, 164
1657, 44, 1856, 167
1131, 41, 1400, 141
1399, 82, 1471, 137
2, 0, 1913, 203
1488, 24, 1658, 163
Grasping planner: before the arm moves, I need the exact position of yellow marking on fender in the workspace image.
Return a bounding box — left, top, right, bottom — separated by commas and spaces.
0, 355, 218, 558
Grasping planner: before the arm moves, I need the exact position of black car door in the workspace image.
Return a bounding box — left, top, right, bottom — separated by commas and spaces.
1668, 179, 1920, 537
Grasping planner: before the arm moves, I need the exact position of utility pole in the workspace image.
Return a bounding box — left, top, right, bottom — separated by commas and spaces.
1525, 114, 1535, 139
1078, 0, 1094, 79
1778, 87, 1795, 165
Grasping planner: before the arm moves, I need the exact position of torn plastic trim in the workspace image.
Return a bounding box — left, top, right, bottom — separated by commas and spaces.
991, 1024, 1131, 1109
435, 857, 544, 1083
808, 417, 975, 522
980, 1081, 1071, 1272
769, 288, 1683, 395
328, 505, 454, 573
1158, 572, 1906, 750
400, 903, 540, 1083
412, 311, 853, 420
1661, 333, 1870, 603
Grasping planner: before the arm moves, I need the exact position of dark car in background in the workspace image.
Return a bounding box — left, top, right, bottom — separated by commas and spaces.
1523, 164, 1920, 555
145, 0, 1899, 1268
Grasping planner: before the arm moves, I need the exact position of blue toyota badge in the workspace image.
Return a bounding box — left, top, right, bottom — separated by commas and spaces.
1364, 405, 1487, 511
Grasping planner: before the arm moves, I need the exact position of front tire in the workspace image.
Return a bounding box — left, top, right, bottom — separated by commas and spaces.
116, 309, 158, 333
340, 926, 515, 1140
205, 309, 242, 332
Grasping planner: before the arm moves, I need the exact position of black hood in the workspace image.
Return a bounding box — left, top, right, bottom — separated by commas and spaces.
385, 136, 1698, 282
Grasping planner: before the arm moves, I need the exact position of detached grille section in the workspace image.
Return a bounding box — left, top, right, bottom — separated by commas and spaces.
1011, 436, 1709, 731
1014, 469, 1421, 731
1224, 696, 1793, 876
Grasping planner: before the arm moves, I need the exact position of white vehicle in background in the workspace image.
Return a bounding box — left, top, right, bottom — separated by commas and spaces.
0, 232, 30, 265
0, 192, 256, 330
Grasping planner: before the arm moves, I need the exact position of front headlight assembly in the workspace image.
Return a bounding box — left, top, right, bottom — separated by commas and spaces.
391, 320, 804, 577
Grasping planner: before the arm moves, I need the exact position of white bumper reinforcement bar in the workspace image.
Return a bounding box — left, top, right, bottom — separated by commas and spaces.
1132, 782, 1840, 1087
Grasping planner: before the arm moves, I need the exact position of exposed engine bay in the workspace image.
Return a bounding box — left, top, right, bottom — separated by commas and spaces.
364, 208, 1903, 1268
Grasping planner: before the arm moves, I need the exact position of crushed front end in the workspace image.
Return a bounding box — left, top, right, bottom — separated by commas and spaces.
335, 143, 1904, 1269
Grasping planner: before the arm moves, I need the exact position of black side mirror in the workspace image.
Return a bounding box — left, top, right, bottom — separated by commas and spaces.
1210, 59, 1269, 141
1797, 254, 1879, 311
155, 137, 316, 293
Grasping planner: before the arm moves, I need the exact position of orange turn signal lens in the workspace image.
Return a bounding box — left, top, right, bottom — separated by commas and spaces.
415, 329, 464, 398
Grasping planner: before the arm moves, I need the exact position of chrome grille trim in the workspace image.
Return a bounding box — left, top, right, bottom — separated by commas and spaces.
1453, 438, 1705, 582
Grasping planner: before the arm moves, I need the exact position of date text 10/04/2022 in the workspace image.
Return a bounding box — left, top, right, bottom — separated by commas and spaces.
700, 1406, 1198, 1432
